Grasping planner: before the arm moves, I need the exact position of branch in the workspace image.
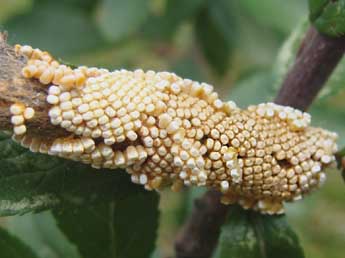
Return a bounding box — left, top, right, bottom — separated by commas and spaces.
174, 26, 345, 258
0, 27, 343, 258
275, 26, 345, 110
0, 32, 68, 139
175, 190, 227, 258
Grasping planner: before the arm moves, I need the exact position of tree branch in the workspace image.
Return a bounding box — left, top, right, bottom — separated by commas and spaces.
0, 27, 344, 258
174, 190, 227, 258
275, 26, 345, 110
0, 32, 68, 139
174, 26, 345, 258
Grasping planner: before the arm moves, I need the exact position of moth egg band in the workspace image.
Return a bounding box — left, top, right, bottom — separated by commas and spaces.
13, 44, 339, 215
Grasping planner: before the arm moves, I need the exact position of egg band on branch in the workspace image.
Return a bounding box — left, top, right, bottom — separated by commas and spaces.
11, 44, 338, 215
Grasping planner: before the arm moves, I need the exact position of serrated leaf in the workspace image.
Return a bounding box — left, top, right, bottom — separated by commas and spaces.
7, 212, 81, 258
0, 226, 40, 258
212, 206, 260, 258
97, 0, 150, 42
4, 1, 105, 58
213, 206, 305, 258
309, 0, 345, 37
0, 132, 143, 216
53, 192, 159, 258
195, 0, 236, 75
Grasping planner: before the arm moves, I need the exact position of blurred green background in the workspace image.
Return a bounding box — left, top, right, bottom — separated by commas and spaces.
0, 0, 344, 258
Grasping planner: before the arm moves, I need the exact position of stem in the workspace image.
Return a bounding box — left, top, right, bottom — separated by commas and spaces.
175, 190, 227, 258
275, 27, 345, 110
174, 26, 345, 258
0, 32, 68, 139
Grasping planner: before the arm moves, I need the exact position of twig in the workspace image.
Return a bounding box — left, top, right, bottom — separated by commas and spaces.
0, 32, 68, 139
275, 27, 345, 110
174, 26, 345, 258
174, 190, 227, 258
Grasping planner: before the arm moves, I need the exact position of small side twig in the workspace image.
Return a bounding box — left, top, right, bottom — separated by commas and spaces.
174, 26, 345, 258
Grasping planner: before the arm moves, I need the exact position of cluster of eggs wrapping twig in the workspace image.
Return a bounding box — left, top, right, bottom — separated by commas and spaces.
10, 44, 338, 214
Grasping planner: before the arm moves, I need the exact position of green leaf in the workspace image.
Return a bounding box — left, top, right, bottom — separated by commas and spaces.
164, 0, 205, 29
213, 206, 260, 258
142, 0, 206, 39
4, 1, 105, 58
7, 212, 81, 258
156, 0, 206, 37
0, 132, 143, 216
309, 0, 345, 37
195, 0, 236, 75
53, 192, 159, 258
34, 0, 99, 12
97, 0, 150, 42
213, 206, 305, 258
0, 226, 40, 258
309, 0, 329, 21
238, 0, 307, 35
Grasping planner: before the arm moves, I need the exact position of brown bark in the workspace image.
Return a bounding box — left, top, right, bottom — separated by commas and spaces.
0, 32, 68, 139
175, 190, 228, 258
275, 27, 345, 110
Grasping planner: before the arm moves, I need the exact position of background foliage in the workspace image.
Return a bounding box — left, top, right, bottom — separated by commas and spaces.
0, 0, 344, 258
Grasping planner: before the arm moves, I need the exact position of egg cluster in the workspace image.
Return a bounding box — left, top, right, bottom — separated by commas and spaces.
15, 44, 108, 89
11, 45, 338, 214
9, 102, 53, 153
9, 103, 35, 135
